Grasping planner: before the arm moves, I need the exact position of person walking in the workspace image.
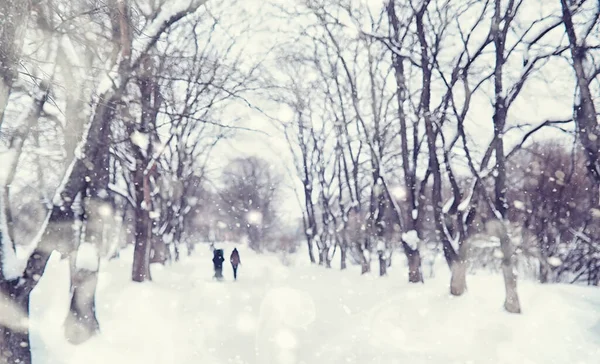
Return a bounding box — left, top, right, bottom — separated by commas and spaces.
212, 249, 225, 280
230, 248, 241, 280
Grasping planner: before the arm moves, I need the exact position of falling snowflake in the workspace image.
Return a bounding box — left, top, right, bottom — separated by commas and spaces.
246, 210, 263, 225
131, 130, 150, 150
390, 185, 407, 200
548, 256, 562, 267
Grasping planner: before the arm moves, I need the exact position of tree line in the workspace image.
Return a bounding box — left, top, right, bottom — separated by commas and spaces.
268, 0, 600, 313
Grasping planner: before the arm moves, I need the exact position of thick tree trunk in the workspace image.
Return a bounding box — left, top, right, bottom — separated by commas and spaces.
405, 247, 423, 283
64, 83, 112, 342
0, 203, 81, 364
450, 260, 467, 296
64, 263, 100, 344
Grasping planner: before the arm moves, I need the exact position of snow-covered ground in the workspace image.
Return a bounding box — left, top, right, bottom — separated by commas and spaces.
30, 243, 600, 364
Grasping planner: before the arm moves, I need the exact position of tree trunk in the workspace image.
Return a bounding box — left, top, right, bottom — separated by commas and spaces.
132, 163, 152, 282
487, 219, 521, 313
306, 236, 316, 264
450, 235, 469, 295
2, 82, 50, 246
0, 290, 31, 364
173, 242, 180, 262
150, 235, 168, 264
64, 263, 100, 344
450, 260, 467, 296
500, 234, 521, 313
0, 204, 82, 364
187, 241, 194, 256
560, 0, 600, 187
319, 248, 331, 268
539, 262, 549, 284
340, 240, 347, 270
63, 86, 113, 341
361, 261, 370, 274
405, 247, 423, 283
378, 250, 387, 276
488, 1, 520, 313
248, 225, 261, 252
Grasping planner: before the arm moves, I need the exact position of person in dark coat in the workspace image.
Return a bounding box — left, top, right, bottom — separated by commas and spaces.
212, 249, 225, 280
230, 248, 241, 280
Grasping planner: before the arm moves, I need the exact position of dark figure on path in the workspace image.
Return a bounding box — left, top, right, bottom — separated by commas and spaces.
213, 249, 225, 280
230, 248, 241, 280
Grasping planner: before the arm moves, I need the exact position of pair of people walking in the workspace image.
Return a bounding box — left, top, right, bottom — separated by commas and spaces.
212, 247, 241, 281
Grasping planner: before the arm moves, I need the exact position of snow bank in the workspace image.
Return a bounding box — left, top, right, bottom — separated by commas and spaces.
402, 230, 420, 250
29, 242, 600, 364
75, 242, 99, 271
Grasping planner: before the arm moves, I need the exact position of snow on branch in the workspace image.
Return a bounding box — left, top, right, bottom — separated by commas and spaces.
131, 0, 208, 71
0, 194, 20, 280
75, 242, 99, 271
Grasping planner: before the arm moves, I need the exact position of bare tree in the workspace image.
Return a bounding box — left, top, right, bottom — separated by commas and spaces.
559, 0, 600, 197
0, 0, 212, 360
219, 157, 282, 252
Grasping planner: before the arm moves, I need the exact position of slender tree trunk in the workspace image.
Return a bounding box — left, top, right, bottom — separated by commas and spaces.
306, 236, 316, 264
340, 244, 347, 270
132, 52, 159, 281
132, 163, 152, 282
416, 1, 457, 291
173, 242, 180, 262
359, 242, 370, 274
248, 225, 261, 252
132, 149, 152, 281
499, 226, 520, 313
560, 0, 600, 186
2, 82, 50, 245
378, 250, 387, 276
491, 0, 520, 313
150, 234, 168, 264
539, 263, 549, 284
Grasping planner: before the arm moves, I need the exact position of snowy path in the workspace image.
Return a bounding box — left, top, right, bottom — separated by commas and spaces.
30, 244, 600, 364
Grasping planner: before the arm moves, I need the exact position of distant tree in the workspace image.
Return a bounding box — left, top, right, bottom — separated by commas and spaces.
219, 157, 281, 251
508, 140, 599, 284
